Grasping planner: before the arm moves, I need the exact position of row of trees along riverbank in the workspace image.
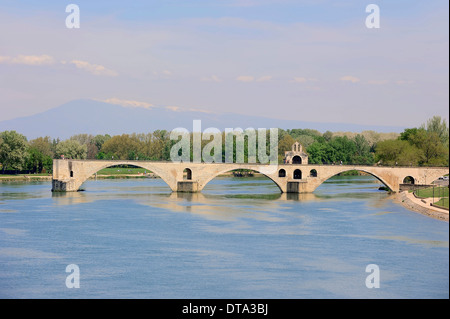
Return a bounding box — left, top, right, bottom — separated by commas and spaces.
0, 116, 448, 175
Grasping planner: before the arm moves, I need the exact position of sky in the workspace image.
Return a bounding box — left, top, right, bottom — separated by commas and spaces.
0, 0, 448, 128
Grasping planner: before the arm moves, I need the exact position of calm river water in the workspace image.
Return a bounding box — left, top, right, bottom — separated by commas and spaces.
0, 175, 448, 298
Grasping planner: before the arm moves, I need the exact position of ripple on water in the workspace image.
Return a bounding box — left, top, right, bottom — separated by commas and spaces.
379, 236, 449, 248
0, 248, 61, 259
0, 228, 27, 235
0, 209, 18, 213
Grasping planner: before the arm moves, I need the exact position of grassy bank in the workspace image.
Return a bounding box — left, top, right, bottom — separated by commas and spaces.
415, 186, 449, 198
434, 198, 449, 209
0, 174, 52, 182
414, 186, 449, 209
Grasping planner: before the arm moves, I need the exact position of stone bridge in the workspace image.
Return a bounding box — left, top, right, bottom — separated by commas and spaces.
51, 159, 449, 193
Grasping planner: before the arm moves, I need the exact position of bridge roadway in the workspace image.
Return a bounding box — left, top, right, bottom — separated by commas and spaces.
51, 159, 449, 193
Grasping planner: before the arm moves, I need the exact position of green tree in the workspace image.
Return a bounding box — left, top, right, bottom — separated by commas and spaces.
375, 139, 423, 166
306, 142, 330, 164
393, 119, 449, 167
404, 128, 448, 166
27, 148, 53, 173
415, 131, 448, 166
278, 134, 295, 155
55, 140, 87, 159
351, 134, 374, 164
27, 136, 54, 173
399, 128, 420, 142
422, 115, 449, 146
323, 131, 333, 142
287, 128, 321, 142
92, 134, 111, 150
306, 135, 375, 165
354, 134, 370, 156
100, 134, 143, 160
0, 131, 29, 173
30, 136, 53, 157
51, 138, 60, 157
277, 134, 295, 163
85, 134, 112, 159
297, 135, 316, 149
150, 130, 170, 160
328, 136, 356, 164
70, 134, 94, 146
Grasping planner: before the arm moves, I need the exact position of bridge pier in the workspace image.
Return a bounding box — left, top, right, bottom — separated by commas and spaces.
177, 181, 199, 193
51, 179, 78, 192
286, 180, 308, 193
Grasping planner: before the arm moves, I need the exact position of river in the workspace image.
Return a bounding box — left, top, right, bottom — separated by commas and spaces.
0, 175, 448, 298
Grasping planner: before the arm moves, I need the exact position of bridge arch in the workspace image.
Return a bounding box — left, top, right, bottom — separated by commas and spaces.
200, 167, 284, 193
402, 176, 415, 185
74, 162, 175, 191
311, 168, 397, 193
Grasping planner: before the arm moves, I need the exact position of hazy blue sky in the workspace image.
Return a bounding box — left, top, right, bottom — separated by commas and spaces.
0, 0, 448, 128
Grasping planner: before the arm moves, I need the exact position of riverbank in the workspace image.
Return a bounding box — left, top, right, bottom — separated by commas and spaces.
0, 175, 52, 182
394, 191, 449, 222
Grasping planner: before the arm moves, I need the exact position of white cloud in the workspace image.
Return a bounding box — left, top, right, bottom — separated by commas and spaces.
236, 75, 255, 82
187, 107, 213, 113
165, 105, 212, 113
0, 54, 55, 65
340, 75, 360, 83
291, 77, 319, 83
292, 77, 307, 83
0, 56, 10, 63
153, 70, 173, 78
69, 60, 118, 77
256, 75, 272, 82
236, 75, 272, 82
96, 98, 213, 114
0, 55, 118, 77
201, 75, 221, 82
13, 54, 55, 65
98, 97, 154, 109
165, 105, 181, 111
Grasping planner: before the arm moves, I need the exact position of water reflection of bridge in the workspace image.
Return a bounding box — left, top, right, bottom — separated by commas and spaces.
51, 186, 319, 204
51, 159, 449, 194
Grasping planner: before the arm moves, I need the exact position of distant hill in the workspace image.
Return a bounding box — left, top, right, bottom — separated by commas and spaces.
0, 99, 404, 139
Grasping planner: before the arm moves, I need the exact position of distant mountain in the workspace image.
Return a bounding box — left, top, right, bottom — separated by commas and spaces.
0, 99, 404, 139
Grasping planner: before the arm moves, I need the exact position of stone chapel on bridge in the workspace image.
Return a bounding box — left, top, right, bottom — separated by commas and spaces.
284, 142, 309, 164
